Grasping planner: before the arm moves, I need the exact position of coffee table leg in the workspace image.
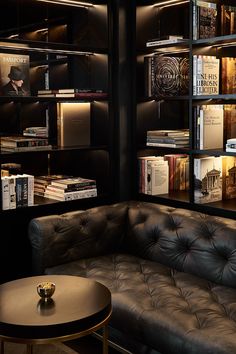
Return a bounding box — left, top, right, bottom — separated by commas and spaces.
103, 326, 108, 354
27, 344, 33, 354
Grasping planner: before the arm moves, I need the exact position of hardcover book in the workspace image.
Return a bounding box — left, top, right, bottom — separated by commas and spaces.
224, 105, 236, 141
194, 156, 222, 204
57, 102, 91, 147
221, 5, 236, 36
150, 55, 189, 97
193, 55, 220, 95
222, 156, 236, 200
198, 1, 217, 39
221, 57, 236, 94
0, 53, 30, 96
147, 159, 169, 196
198, 105, 224, 150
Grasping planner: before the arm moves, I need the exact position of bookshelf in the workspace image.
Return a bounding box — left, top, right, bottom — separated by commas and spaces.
133, 0, 236, 220
0, 0, 118, 282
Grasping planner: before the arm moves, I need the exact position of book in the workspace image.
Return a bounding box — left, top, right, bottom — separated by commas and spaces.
37, 89, 108, 99
57, 102, 91, 147
7, 176, 17, 209
138, 156, 159, 193
221, 57, 236, 94
194, 156, 222, 204
0, 136, 49, 148
146, 55, 189, 97
221, 5, 236, 36
1, 145, 52, 152
193, 55, 220, 95
44, 188, 97, 201
147, 159, 169, 195
0, 53, 30, 96
224, 105, 236, 141
222, 156, 236, 200
146, 37, 187, 48
164, 154, 189, 191
193, 0, 217, 40
51, 177, 96, 190
147, 129, 189, 137
1, 177, 10, 210
198, 105, 224, 150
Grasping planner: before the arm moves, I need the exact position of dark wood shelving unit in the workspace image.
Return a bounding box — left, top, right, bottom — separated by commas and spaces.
0, 0, 119, 283
133, 0, 236, 220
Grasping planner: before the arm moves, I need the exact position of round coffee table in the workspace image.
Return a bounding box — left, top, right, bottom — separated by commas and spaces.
0, 275, 112, 354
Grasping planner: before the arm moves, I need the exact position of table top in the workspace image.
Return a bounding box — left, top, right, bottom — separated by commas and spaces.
0, 275, 111, 341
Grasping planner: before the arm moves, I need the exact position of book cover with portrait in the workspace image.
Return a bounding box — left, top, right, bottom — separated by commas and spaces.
0, 53, 30, 96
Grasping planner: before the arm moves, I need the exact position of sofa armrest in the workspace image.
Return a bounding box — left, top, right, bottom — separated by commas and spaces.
28, 203, 129, 274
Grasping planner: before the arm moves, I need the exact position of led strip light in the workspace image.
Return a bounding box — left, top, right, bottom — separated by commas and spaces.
36, 0, 93, 8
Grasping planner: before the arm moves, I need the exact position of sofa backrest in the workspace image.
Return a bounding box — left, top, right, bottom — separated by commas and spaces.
28, 202, 129, 274
125, 202, 236, 288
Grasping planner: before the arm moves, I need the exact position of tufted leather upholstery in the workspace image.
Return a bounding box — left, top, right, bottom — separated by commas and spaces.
28, 201, 236, 354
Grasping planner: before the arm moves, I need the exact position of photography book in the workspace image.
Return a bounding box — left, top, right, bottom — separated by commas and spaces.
0, 53, 30, 96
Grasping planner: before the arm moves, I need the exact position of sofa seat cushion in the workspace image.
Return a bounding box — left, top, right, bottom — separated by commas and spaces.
46, 254, 236, 354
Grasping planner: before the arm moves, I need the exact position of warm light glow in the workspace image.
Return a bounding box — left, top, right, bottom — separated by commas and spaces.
36, 0, 93, 8
153, 0, 189, 8
0, 41, 93, 56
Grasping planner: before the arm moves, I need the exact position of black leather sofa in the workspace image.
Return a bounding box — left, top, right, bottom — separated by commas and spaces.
28, 201, 236, 354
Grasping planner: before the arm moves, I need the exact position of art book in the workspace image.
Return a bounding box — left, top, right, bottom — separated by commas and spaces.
222, 156, 236, 200
150, 55, 189, 97
193, 1, 217, 40
0, 53, 30, 96
194, 156, 222, 204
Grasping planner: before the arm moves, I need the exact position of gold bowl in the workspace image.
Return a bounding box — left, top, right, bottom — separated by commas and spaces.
37, 282, 56, 301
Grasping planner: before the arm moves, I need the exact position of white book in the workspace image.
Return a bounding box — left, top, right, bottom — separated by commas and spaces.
147, 160, 169, 195
6, 176, 16, 209
195, 56, 219, 95
1, 177, 10, 210
194, 156, 222, 204
199, 105, 224, 150
138, 156, 163, 193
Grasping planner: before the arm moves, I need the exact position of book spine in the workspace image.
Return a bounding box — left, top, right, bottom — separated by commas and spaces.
8, 176, 16, 209
1, 177, 10, 210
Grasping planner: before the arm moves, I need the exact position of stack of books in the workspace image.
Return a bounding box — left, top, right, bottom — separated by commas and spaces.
23, 126, 48, 138
34, 175, 70, 197
44, 177, 97, 201
146, 129, 189, 148
0, 136, 52, 152
37, 88, 108, 99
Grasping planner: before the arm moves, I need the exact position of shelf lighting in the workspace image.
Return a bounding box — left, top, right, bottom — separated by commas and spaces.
36, 0, 93, 7
153, 0, 189, 8
0, 42, 93, 56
